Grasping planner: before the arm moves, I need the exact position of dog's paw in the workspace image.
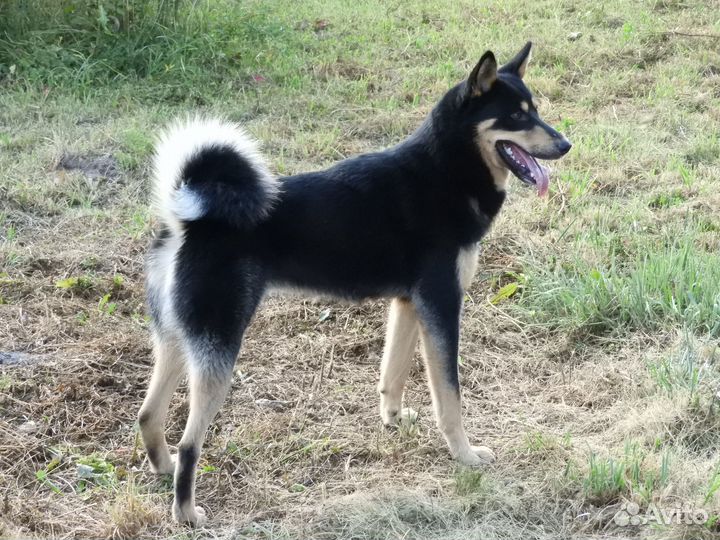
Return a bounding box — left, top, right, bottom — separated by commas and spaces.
470, 445, 496, 463
149, 453, 176, 476
455, 445, 496, 467
382, 407, 418, 427
173, 503, 207, 526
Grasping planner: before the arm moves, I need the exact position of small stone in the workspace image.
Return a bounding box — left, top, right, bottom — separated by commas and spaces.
77, 464, 96, 478
0, 351, 44, 365
398, 407, 418, 425
18, 420, 38, 434
255, 399, 292, 411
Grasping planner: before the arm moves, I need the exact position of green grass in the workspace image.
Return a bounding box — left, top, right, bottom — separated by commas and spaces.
454, 468, 490, 497
647, 334, 720, 401
0, 0, 292, 99
582, 443, 671, 506
518, 233, 720, 337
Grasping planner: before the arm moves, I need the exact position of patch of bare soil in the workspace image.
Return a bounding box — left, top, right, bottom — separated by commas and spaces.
56, 153, 120, 181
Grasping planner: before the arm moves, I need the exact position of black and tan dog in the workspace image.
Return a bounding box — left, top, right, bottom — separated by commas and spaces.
138, 42, 571, 525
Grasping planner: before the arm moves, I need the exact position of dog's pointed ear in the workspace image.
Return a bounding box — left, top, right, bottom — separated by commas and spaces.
466, 51, 498, 97
499, 41, 532, 79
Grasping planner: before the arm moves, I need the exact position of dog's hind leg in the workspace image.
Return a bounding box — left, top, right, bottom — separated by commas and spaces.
413, 269, 495, 467
172, 344, 237, 526
138, 333, 186, 475
378, 298, 419, 426
169, 244, 264, 526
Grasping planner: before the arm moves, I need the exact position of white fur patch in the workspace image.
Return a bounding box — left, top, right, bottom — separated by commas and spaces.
146, 232, 183, 330
152, 116, 277, 233
169, 184, 205, 221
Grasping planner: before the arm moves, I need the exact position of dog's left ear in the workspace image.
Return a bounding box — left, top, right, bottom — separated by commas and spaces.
466, 51, 498, 97
499, 41, 532, 79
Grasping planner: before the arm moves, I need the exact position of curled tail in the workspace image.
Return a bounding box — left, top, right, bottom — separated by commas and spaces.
152, 117, 278, 232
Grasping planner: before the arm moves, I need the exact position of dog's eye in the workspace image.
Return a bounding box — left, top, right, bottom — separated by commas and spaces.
510, 112, 528, 121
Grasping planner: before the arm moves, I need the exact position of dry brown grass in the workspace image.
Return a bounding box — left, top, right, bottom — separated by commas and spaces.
2, 218, 717, 538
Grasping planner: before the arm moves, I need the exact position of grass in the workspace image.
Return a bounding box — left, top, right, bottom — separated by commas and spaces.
2, 0, 720, 539
518, 233, 720, 337
0, 0, 292, 99
648, 333, 720, 401
582, 442, 671, 506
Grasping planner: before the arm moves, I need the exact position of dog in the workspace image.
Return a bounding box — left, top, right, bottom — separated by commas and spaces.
137, 42, 571, 525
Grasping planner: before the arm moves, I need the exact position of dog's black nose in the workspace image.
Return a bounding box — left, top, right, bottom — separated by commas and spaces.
556, 139, 572, 155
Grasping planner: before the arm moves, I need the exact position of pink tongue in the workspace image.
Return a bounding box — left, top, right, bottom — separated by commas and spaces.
508, 143, 550, 197
538, 165, 550, 197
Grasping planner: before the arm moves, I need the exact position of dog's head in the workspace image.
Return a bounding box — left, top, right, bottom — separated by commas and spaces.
455, 42, 571, 196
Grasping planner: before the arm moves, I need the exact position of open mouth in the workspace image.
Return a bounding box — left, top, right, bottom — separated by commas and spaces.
496, 141, 550, 197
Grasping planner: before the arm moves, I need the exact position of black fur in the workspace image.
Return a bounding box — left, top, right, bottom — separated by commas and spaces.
174, 444, 198, 509
498, 41, 532, 76
179, 144, 274, 228
155, 49, 571, 319
168, 79, 510, 377
161, 80, 516, 354
174, 223, 264, 372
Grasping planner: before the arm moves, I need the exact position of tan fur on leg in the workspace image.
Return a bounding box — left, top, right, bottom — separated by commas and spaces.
378, 298, 419, 425
173, 368, 232, 526
419, 326, 495, 466
138, 336, 186, 475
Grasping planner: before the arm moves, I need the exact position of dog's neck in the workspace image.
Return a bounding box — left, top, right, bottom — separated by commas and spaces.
405, 109, 507, 222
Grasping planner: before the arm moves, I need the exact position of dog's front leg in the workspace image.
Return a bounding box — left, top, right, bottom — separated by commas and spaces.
378, 298, 419, 425
413, 276, 495, 466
